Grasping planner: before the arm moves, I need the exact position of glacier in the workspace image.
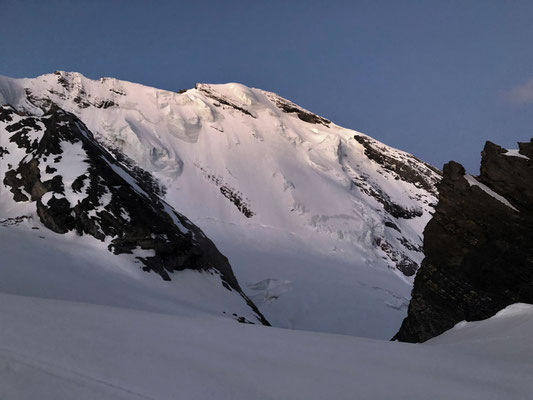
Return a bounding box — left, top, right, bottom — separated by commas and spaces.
0, 71, 441, 338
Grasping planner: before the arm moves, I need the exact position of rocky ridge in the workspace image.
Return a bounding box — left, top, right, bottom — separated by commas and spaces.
0, 103, 268, 325
394, 139, 533, 342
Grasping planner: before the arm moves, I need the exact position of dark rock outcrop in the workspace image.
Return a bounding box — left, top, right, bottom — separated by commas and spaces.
195, 84, 256, 118
353, 135, 441, 196
394, 139, 533, 342
271, 97, 331, 126
1, 104, 269, 325
198, 166, 255, 218
262, 91, 331, 126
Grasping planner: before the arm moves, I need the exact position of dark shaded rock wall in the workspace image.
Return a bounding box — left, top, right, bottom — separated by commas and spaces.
394, 140, 533, 342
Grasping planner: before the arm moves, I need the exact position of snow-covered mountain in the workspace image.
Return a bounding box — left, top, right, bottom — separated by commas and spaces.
3, 71, 531, 399
0, 71, 441, 338
0, 103, 267, 325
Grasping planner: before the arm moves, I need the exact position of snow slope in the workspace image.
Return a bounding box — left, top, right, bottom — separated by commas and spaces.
0, 222, 260, 321
428, 303, 533, 365
0, 71, 441, 338
0, 104, 265, 324
0, 293, 531, 400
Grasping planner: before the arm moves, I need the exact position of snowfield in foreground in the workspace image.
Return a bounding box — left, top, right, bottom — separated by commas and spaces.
0, 294, 531, 400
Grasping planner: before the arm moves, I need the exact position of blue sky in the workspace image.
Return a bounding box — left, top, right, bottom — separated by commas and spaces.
1, 0, 533, 172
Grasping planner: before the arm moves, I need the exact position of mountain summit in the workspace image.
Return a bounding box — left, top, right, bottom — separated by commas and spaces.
0, 71, 441, 338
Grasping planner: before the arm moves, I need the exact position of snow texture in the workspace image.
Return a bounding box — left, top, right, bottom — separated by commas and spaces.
0, 106, 262, 323
0, 71, 441, 337
504, 148, 529, 160
0, 293, 530, 400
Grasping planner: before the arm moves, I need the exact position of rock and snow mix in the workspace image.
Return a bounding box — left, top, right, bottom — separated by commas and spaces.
465, 174, 519, 212
1, 71, 441, 338
395, 143, 533, 343
0, 104, 266, 325
0, 72, 530, 399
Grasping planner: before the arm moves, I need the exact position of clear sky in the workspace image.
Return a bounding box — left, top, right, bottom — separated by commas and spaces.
1, 0, 533, 172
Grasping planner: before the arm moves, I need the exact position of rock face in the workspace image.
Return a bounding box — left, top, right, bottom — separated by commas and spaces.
394, 139, 533, 343
0, 104, 268, 325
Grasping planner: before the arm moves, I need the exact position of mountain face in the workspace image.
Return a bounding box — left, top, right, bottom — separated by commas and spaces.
0, 103, 267, 325
394, 140, 533, 343
0, 71, 441, 338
